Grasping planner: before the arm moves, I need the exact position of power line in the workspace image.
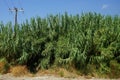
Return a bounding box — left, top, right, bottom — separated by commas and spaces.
10, 0, 15, 7
4, 0, 10, 9
4, 0, 13, 16
3, 0, 24, 25
18, 0, 23, 8
9, 7, 24, 25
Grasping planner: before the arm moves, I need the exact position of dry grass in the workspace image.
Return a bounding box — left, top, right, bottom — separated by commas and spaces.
36, 67, 79, 78
0, 59, 9, 74
0, 61, 5, 73
9, 65, 32, 77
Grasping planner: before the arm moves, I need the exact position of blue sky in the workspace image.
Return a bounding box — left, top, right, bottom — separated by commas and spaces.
0, 0, 120, 24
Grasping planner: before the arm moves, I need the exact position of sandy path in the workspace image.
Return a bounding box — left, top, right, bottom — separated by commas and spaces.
0, 76, 71, 80
0, 73, 84, 80
2, 73, 118, 80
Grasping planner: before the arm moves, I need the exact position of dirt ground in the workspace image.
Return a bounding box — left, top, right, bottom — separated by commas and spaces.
1, 73, 120, 80
0, 66, 119, 80
0, 73, 97, 80
0, 65, 96, 80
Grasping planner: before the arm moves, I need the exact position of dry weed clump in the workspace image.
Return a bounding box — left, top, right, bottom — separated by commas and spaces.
0, 61, 5, 73
9, 65, 30, 77
36, 67, 78, 78
57, 68, 78, 78
0, 58, 9, 74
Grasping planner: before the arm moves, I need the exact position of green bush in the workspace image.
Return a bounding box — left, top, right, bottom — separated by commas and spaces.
0, 13, 120, 78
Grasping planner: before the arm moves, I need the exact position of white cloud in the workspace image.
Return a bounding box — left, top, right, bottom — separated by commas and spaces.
102, 4, 109, 9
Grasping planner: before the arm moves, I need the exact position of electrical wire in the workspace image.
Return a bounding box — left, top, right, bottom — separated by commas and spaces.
18, 0, 24, 14
10, 0, 15, 7
2, 0, 24, 25
18, 0, 23, 8
4, 0, 10, 9
3, 0, 14, 18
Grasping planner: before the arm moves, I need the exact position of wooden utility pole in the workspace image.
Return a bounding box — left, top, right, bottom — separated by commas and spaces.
9, 7, 24, 25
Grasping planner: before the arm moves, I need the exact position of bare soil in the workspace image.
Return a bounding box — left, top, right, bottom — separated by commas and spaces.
0, 73, 95, 80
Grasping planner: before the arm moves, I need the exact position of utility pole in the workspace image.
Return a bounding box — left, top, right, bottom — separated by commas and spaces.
9, 7, 24, 25
9, 7, 24, 38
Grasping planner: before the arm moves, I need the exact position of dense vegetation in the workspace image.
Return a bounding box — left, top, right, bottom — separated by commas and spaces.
0, 13, 120, 78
